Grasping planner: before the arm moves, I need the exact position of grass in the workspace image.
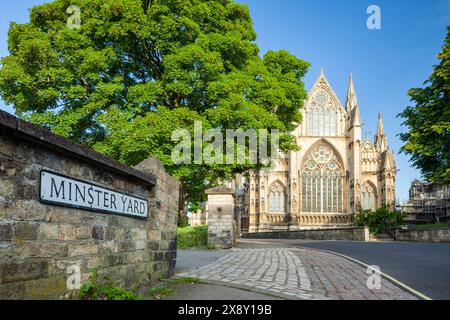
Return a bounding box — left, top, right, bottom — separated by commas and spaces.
79, 269, 142, 300
148, 276, 207, 300
149, 285, 178, 299
177, 225, 208, 249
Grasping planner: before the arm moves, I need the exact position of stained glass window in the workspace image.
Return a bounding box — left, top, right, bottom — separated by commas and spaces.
330, 112, 337, 136
362, 183, 377, 210
301, 144, 344, 213
269, 192, 275, 212
268, 182, 285, 213
307, 112, 313, 136
306, 92, 337, 137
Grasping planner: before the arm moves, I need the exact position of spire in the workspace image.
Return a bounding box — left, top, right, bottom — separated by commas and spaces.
375, 112, 388, 152
346, 73, 358, 115
351, 104, 362, 127
382, 149, 396, 171
376, 112, 385, 137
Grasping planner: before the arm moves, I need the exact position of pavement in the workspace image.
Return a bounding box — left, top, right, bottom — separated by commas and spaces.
163, 282, 282, 300
175, 249, 230, 273
240, 239, 450, 300
165, 249, 280, 300
172, 242, 419, 300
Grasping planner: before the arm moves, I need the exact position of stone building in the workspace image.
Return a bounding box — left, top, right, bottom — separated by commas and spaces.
245, 71, 397, 232
401, 180, 450, 223
188, 206, 208, 226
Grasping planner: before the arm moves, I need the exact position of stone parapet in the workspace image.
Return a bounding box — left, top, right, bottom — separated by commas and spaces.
394, 228, 450, 243
242, 226, 369, 242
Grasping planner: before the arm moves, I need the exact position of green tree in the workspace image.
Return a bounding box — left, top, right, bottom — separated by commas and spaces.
399, 27, 450, 184
356, 205, 406, 234
0, 0, 310, 222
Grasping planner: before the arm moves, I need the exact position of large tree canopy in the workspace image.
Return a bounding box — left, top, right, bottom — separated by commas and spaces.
0, 0, 310, 211
399, 27, 450, 184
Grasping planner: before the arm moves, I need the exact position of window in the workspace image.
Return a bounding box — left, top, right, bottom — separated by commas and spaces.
269, 182, 285, 213
301, 143, 344, 213
306, 91, 337, 136
307, 109, 337, 136
362, 183, 377, 210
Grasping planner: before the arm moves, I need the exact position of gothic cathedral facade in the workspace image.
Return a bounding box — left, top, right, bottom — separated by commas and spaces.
246, 71, 397, 232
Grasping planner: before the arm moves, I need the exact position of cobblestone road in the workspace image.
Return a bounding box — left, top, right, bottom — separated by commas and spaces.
178, 248, 418, 300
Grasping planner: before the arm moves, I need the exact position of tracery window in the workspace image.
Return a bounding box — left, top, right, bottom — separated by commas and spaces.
362, 183, 377, 210
307, 91, 337, 136
301, 143, 344, 213
269, 182, 285, 213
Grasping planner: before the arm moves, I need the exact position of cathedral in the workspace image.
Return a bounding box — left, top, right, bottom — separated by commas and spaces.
243, 71, 397, 232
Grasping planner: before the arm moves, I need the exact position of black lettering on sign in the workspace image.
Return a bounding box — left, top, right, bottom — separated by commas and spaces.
88, 187, 94, 205
40, 171, 148, 219
50, 178, 65, 200
104, 192, 109, 208
75, 184, 85, 202
111, 194, 117, 210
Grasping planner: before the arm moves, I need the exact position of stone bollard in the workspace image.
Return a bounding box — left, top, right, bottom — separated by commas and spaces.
205, 187, 236, 249
363, 226, 370, 242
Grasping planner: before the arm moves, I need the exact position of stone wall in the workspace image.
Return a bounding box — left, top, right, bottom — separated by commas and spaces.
135, 157, 179, 277
0, 110, 178, 299
242, 227, 369, 242
206, 187, 236, 249
189, 210, 207, 226
394, 228, 450, 243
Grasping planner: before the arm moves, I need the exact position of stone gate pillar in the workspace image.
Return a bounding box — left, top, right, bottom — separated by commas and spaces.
206, 187, 236, 249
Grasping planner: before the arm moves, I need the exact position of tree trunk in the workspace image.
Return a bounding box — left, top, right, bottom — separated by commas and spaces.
178, 179, 187, 227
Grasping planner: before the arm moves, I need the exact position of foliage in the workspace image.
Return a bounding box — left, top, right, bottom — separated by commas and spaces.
0, 0, 310, 209
399, 27, 450, 184
177, 224, 208, 249
356, 205, 406, 234
178, 214, 190, 228
188, 202, 203, 213
79, 269, 142, 300
148, 285, 178, 299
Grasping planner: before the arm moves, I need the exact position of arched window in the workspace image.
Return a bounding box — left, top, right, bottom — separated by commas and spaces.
362, 183, 377, 210
301, 143, 344, 213
306, 91, 337, 136
268, 182, 285, 213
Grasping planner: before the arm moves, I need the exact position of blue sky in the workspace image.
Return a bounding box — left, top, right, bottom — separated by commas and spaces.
0, 0, 449, 201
